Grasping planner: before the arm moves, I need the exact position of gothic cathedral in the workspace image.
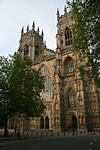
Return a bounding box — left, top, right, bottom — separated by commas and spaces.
9, 7, 100, 132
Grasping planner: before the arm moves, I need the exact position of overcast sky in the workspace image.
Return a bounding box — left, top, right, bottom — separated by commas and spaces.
0, 0, 67, 57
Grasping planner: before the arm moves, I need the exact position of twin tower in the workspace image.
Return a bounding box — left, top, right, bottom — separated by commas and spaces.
15, 6, 100, 132
17, 6, 72, 61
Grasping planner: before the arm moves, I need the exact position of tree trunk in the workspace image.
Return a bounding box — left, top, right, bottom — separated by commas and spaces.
4, 119, 8, 137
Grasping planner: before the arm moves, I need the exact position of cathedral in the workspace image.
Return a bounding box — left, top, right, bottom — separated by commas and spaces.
9, 6, 100, 132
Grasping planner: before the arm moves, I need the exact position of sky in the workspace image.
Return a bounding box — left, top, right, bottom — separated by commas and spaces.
0, 0, 67, 57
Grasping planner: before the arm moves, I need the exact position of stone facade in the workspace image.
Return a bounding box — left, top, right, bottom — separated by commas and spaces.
8, 7, 100, 132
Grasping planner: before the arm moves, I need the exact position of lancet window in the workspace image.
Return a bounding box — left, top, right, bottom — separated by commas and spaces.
68, 90, 76, 108
65, 57, 74, 74
65, 27, 72, 46
40, 66, 52, 101
35, 45, 39, 57
24, 45, 29, 56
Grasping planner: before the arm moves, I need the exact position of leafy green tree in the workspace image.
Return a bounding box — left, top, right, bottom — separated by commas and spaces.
66, 0, 100, 86
0, 54, 45, 136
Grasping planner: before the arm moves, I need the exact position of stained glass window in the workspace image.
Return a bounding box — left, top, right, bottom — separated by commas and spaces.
40, 66, 52, 101
68, 90, 76, 108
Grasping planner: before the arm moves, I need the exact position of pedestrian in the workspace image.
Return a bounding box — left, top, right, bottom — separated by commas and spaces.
72, 127, 75, 136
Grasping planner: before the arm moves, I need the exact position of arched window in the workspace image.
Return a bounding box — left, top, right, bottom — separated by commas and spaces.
24, 45, 29, 56
45, 116, 49, 129
40, 65, 52, 101
65, 57, 74, 74
68, 90, 76, 108
65, 27, 72, 46
40, 116, 44, 129
35, 45, 39, 56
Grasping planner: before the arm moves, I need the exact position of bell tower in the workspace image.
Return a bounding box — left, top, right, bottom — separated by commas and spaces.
56, 6, 73, 51
17, 21, 45, 61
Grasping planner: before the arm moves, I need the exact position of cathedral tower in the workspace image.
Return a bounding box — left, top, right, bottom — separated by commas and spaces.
55, 6, 100, 131
8, 6, 100, 133
17, 21, 45, 61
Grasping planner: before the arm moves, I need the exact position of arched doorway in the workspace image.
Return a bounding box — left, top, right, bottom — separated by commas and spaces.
45, 116, 49, 129
72, 115, 77, 129
40, 117, 44, 129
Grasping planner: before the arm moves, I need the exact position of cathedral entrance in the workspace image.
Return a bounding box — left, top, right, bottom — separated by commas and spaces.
72, 115, 77, 130
40, 117, 44, 129
45, 116, 49, 129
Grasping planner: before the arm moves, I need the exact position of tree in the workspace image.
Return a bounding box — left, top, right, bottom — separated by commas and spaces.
66, 0, 100, 86
0, 54, 45, 136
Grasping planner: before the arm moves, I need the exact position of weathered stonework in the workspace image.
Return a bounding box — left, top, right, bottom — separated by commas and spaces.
8, 7, 100, 132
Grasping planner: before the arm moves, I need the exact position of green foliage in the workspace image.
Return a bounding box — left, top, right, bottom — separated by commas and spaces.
0, 54, 45, 127
66, 0, 100, 86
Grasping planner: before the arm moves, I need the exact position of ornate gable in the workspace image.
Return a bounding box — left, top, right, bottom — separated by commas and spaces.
33, 49, 55, 64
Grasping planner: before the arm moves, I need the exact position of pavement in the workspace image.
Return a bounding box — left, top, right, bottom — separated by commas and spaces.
0, 132, 100, 150
0, 131, 100, 144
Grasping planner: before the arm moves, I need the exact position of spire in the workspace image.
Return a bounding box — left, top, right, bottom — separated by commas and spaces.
37, 26, 39, 34
21, 26, 24, 35
64, 6, 67, 14
57, 8, 60, 19
27, 25, 29, 32
41, 29, 44, 37
32, 21, 35, 30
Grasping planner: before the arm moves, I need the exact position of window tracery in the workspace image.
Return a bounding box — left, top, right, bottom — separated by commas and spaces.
65, 27, 72, 46
68, 90, 76, 108
65, 57, 74, 74
35, 45, 39, 56
40, 65, 52, 101
24, 45, 29, 56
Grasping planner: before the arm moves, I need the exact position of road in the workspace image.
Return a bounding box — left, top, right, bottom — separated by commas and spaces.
0, 134, 100, 150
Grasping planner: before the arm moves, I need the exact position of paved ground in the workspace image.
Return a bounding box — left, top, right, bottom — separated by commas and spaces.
0, 132, 100, 150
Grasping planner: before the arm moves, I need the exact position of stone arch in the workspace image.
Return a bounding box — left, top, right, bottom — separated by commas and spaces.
65, 84, 76, 98
64, 27, 72, 46
35, 45, 39, 57
66, 111, 74, 129
67, 82, 76, 90
63, 56, 75, 74
66, 111, 78, 130
24, 44, 29, 56
40, 116, 44, 129
45, 116, 49, 129
65, 86, 77, 109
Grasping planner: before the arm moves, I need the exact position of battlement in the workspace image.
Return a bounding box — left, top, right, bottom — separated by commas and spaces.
20, 21, 44, 40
